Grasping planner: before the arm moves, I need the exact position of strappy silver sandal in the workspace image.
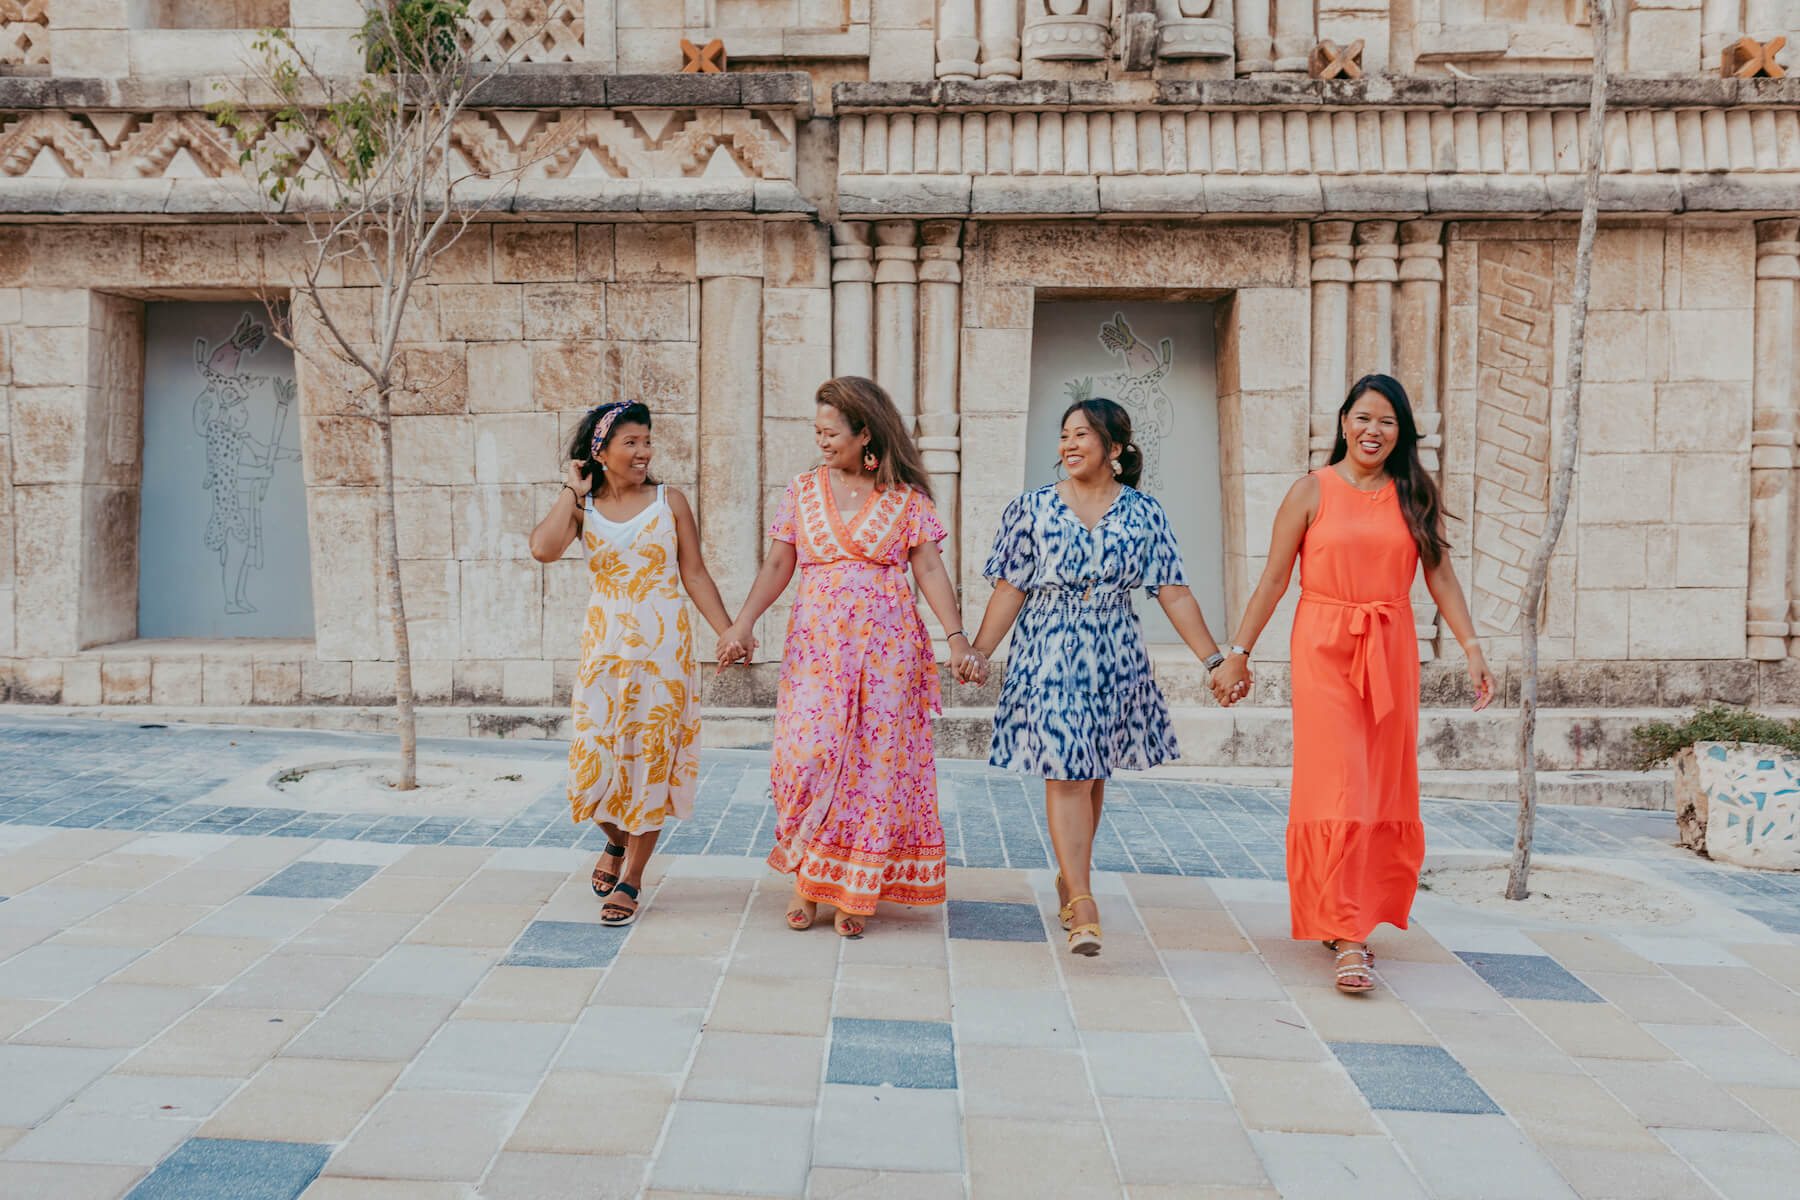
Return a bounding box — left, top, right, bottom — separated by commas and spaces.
1328, 940, 1375, 993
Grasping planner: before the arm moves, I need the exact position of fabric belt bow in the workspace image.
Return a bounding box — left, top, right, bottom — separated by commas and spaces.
1303, 593, 1408, 725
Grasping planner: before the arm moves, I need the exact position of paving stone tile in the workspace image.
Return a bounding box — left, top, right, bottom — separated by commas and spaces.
1510, 999, 1677, 1060
134, 869, 273, 908
592, 952, 723, 1008
558, 1006, 703, 1074
280, 993, 459, 1062
1472, 1068, 1664, 1151
1667, 963, 1800, 1020
812, 1085, 962, 1173
0, 944, 143, 1001
1372, 959, 1512, 1012
1738, 1006, 1800, 1056
1329, 1042, 1499, 1114
1102, 1098, 1269, 1189
1137, 906, 1251, 952
67, 1074, 239, 1121
833, 964, 950, 1022
1526, 931, 1660, 975
950, 987, 1078, 1048
1215, 1057, 1381, 1134
121, 1006, 309, 1077
614, 911, 739, 958
251, 862, 380, 901
383, 845, 492, 876
299, 844, 413, 869
833, 915, 949, 969
1656, 1128, 1800, 1200
1612, 935, 1746, 968
1066, 931, 1175, 980
684, 1031, 828, 1107
1083, 1030, 1226, 1100
188, 897, 334, 941
1573, 970, 1735, 1025
0, 887, 132, 930
728, 923, 843, 980
327, 1091, 525, 1182
451, 869, 564, 907
1193, 998, 1330, 1062
53, 904, 210, 949
825, 1017, 955, 1089
1643, 1022, 1800, 1087
0, 997, 58, 1041
301, 1182, 472, 1199
1381, 1112, 1576, 1200
959, 1046, 1098, 1118
202, 1059, 402, 1143
502, 921, 628, 969
1064, 975, 1190, 1032
285, 913, 420, 958
1247, 1132, 1427, 1200
1535, 1144, 1717, 1200
947, 939, 1057, 989
120, 834, 232, 859
1726, 942, 1800, 991
127, 1137, 331, 1200
334, 875, 462, 915
214, 955, 373, 1012
6, 1110, 198, 1166
1455, 952, 1603, 1003
804, 1167, 966, 1200
1728, 1085, 1800, 1142
478, 1151, 647, 1200
945, 900, 1046, 943
649, 1101, 813, 1196
406, 904, 540, 950
59, 854, 186, 891
709, 974, 832, 1036
111, 936, 274, 989
1579, 1058, 1772, 1132
199, 839, 314, 872
456, 966, 601, 1022
0, 1044, 128, 1125
965, 1117, 1120, 1198
352, 946, 495, 998
1414, 1008, 1582, 1075
508, 1072, 674, 1156
14, 984, 206, 1048
0, 1162, 146, 1200
398, 1020, 565, 1093
1163, 950, 1286, 1001
1120, 873, 1224, 909
1363, 923, 1461, 964
1288, 986, 1437, 1044
1219, 900, 1291, 941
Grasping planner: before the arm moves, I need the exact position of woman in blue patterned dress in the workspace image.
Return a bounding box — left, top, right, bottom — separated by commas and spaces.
966, 399, 1238, 956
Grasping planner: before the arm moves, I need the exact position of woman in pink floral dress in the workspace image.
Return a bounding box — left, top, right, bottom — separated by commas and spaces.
721, 377, 979, 937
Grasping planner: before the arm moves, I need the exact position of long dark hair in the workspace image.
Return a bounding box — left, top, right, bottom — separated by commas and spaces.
1060, 397, 1145, 489
816, 376, 934, 502
569, 400, 657, 487
1329, 374, 1447, 568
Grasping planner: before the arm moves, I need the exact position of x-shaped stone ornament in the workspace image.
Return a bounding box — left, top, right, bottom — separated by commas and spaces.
681, 37, 727, 73
1308, 39, 1364, 81
1723, 35, 1786, 78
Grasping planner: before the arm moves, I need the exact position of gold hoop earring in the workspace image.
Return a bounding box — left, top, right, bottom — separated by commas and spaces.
863, 449, 878, 472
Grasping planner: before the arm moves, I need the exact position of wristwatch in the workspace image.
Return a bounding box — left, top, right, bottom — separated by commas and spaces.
1228, 644, 1251, 658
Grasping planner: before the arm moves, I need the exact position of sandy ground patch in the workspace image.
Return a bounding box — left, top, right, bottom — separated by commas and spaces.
1419, 863, 1696, 926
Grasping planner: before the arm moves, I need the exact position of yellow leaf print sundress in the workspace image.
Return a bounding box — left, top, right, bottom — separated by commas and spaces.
567, 485, 700, 833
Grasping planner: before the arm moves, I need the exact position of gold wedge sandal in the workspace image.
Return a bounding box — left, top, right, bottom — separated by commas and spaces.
1065, 893, 1101, 956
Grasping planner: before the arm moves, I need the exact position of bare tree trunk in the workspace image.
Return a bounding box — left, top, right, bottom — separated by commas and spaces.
374, 384, 418, 789
1508, 0, 1610, 899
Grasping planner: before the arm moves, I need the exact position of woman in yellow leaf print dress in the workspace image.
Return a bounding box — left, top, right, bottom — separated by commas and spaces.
530, 401, 744, 926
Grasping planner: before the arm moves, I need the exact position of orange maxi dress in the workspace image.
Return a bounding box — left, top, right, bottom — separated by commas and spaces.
1287, 467, 1424, 942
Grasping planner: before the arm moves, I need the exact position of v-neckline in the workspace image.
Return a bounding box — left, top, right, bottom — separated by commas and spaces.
589, 488, 660, 528
821, 466, 878, 531
1054, 481, 1124, 533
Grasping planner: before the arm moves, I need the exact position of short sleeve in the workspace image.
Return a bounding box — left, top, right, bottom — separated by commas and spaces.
983, 493, 1037, 591
905, 491, 947, 549
767, 480, 798, 544
1140, 497, 1188, 596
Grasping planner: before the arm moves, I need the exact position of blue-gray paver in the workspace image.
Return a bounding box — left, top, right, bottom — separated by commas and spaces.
248, 861, 379, 900
1455, 951, 1605, 1003
945, 899, 1048, 943
825, 1017, 958, 1089
124, 1138, 330, 1200
1329, 1042, 1501, 1115
503, 920, 630, 968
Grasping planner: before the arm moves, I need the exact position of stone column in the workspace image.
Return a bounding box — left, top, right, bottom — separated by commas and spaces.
1236, 0, 1274, 72
700, 276, 763, 650
1273, 0, 1313, 71
918, 220, 964, 591
979, 0, 1022, 79
937, 0, 981, 78
831, 222, 874, 379
874, 220, 921, 427
1751, 220, 1799, 658
1350, 220, 1398, 382
1396, 220, 1446, 661
1309, 221, 1354, 467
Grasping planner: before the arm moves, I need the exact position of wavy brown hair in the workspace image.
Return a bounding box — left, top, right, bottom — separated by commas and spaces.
816, 376, 933, 502
1329, 374, 1448, 568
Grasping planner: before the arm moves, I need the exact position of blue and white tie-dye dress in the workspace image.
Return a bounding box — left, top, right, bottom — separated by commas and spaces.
983, 484, 1187, 780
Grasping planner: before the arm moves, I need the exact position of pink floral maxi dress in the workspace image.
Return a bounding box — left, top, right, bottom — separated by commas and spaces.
766, 467, 948, 915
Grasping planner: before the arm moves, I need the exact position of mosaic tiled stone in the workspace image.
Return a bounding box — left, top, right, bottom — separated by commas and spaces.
1679, 742, 1800, 871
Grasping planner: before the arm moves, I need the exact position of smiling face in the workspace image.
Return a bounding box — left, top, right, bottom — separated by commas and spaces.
597, 420, 652, 486
1059, 408, 1113, 484
815, 403, 869, 472
1341, 389, 1399, 471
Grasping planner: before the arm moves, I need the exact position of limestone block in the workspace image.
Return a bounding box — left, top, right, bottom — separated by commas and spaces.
1673, 453, 1750, 523
1226, 290, 1310, 392
970, 284, 1033, 330
452, 484, 536, 560
203, 659, 254, 706
21, 289, 90, 329
541, 558, 589, 660
763, 224, 830, 290
390, 344, 468, 416
607, 283, 694, 341
1677, 223, 1755, 310
437, 284, 524, 341
12, 327, 86, 389
531, 342, 607, 412
307, 488, 388, 662
1579, 452, 1670, 524
398, 558, 457, 623
614, 226, 696, 281
1574, 589, 1630, 660
653, 413, 699, 485
1685, 743, 1800, 870
350, 661, 396, 706
837, 176, 974, 217
975, 176, 1102, 215
473, 413, 561, 485
252, 659, 301, 704
13, 485, 80, 655
1668, 309, 1755, 382
301, 658, 353, 703
394, 487, 454, 559
139, 227, 255, 288
1627, 588, 1743, 658
428, 229, 494, 284
467, 342, 536, 413
1627, 10, 1701, 75
25, 227, 140, 289
392, 416, 475, 485
1654, 381, 1750, 452
59, 659, 99, 706
620, 340, 700, 413
1582, 311, 1652, 383
763, 341, 834, 420
495, 226, 577, 283
959, 327, 1033, 414
871, 27, 936, 80
101, 658, 151, 704
763, 417, 823, 484
460, 561, 543, 659
503, 659, 555, 704
151, 661, 203, 707
1577, 526, 1648, 589
411, 660, 452, 703
453, 659, 505, 704
9, 388, 85, 483
763, 288, 834, 345
79, 486, 137, 652
695, 222, 765, 278
577, 226, 615, 282
523, 284, 608, 341
1676, 524, 1749, 588
1236, 391, 1310, 474
1589, 227, 1665, 311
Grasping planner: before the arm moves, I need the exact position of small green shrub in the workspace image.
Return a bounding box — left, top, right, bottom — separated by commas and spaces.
1630, 703, 1800, 771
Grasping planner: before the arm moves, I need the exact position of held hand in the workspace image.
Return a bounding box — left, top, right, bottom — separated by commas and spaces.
1210, 657, 1252, 708
1467, 649, 1496, 712
564, 460, 594, 498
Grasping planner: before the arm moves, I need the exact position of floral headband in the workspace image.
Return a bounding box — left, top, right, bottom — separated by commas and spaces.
589, 402, 634, 460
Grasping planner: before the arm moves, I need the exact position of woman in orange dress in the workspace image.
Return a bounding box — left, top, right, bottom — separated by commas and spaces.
1211, 375, 1493, 993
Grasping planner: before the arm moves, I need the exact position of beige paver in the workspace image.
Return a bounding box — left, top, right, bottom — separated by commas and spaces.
202, 1058, 402, 1142
458, 966, 602, 1023
301, 1179, 474, 1199
1288, 985, 1436, 1044
1667, 965, 1800, 1021
1729, 1085, 1800, 1143
1192, 999, 1329, 1062
1061, 932, 1167, 979
1537, 1144, 1717, 1200
683, 1032, 823, 1107
328, 1091, 526, 1182
593, 952, 723, 1009
1474, 1069, 1666, 1151
215, 954, 374, 1011
121, 1006, 310, 1077
52, 904, 208, 949
805, 1167, 966, 1199
965, 1117, 1121, 1199
1138, 907, 1250, 952
1576, 971, 1735, 1025
1064, 975, 1190, 1032
133, 868, 270, 907
708, 973, 832, 1036
618, 911, 740, 959
1528, 931, 1660, 975
287, 912, 421, 958
1727, 943, 1800, 991
1416, 1007, 1583, 1075
507, 1071, 674, 1156
55, 854, 185, 891
387, 846, 494, 878
834, 964, 951, 1022
1736, 1008, 1800, 1056
729, 923, 844, 979
1214, 1056, 1381, 1134
1121, 874, 1224, 910
1369, 924, 1462, 964
111, 935, 274, 988
479, 1151, 649, 1200
404, 903, 538, 949
944, 867, 1034, 902
960, 1046, 1099, 1120
948, 940, 1058, 989
14, 983, 207, 1049
1101, 1097, 1270, 1189
1580, 1058, 1773, 1132
0, 998, 58, 1041
337, 874, 462, 914
1511, 999, 1678, 1061
0, 1162, 148, 1200
651, 878, 756, 918
451, 869, 564, 906
0, 855, 83, 894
